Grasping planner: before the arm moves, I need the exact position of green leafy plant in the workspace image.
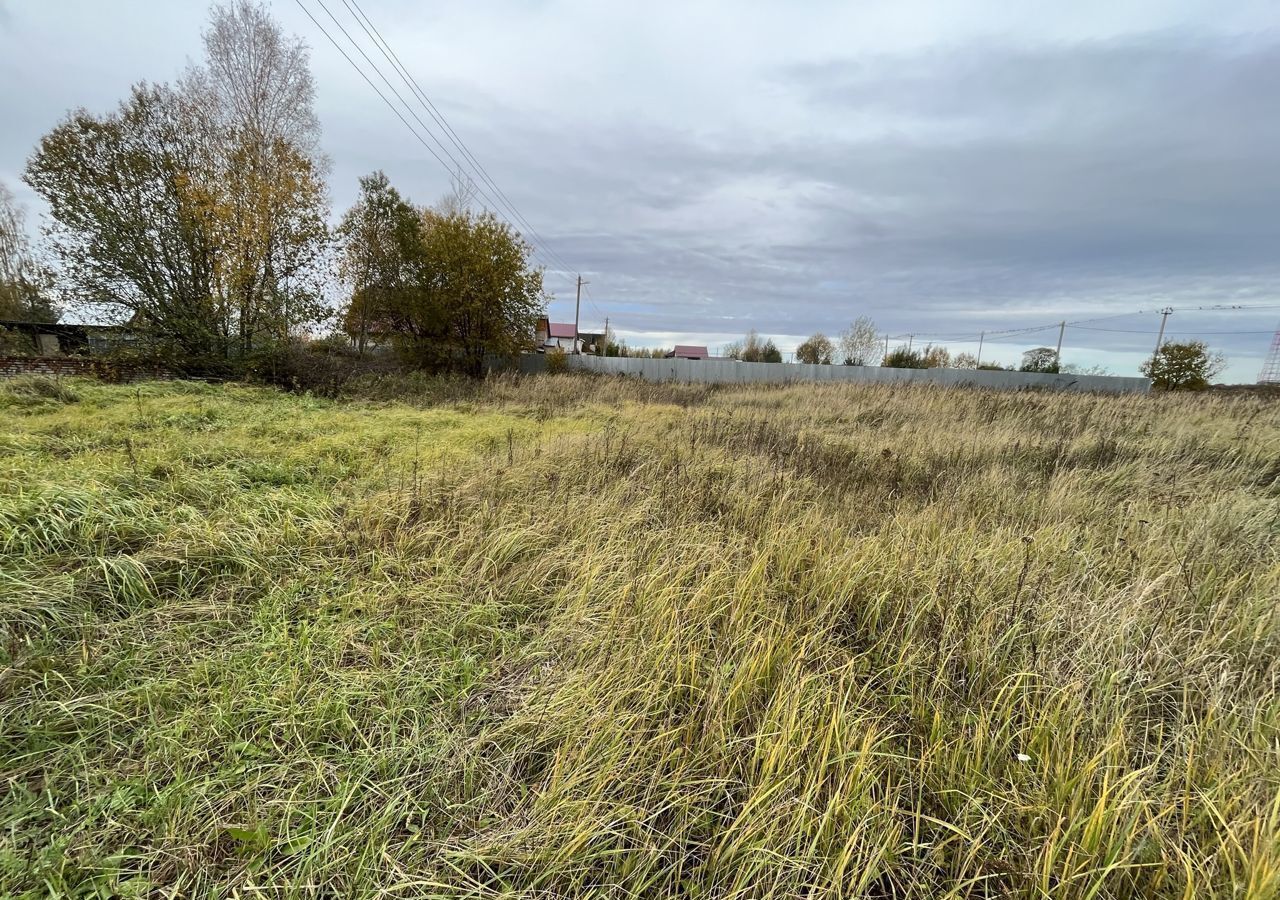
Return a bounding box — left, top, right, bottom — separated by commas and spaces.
795, 333, 834, 365
1020, 347, 1060, 374
1141, 340, 1225, 391
546, 347, 569, 373
882, 346, 926, 368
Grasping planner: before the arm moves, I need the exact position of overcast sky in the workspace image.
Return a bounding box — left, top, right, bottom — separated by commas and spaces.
2, 0, 1278, 379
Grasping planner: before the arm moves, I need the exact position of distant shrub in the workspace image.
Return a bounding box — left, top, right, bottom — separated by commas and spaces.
915, 345, 948, 368
89, 349, 180, 383
0, 327, 38, 356
309, 332, 358, 354
882, 347, 927, 369
1020, 347, 1060, 374
546, 348, 569, 374
1061, 363, 1115, 376
247, 342, 402, 397
1141, 341, 1225, 391
622, 347, 668, 358
795, 333, 834, 365
723, 330, 783, 363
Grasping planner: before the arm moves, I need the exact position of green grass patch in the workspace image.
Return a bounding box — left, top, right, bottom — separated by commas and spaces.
1, 375, 1278, 898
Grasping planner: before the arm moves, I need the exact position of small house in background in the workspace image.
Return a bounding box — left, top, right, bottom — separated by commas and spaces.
535, 316, 589, 353
665, 345, 709, 360
0, 320, 139, 356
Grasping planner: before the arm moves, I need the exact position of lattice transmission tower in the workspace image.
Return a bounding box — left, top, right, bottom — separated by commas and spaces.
1260, 323, 1280, 384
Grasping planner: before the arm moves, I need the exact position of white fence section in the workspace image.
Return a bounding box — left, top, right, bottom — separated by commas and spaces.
567, 355, 1150, 394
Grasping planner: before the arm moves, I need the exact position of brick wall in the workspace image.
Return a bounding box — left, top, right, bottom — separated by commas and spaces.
0, 355, 174, 383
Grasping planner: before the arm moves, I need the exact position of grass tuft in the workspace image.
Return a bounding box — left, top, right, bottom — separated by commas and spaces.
1, 374, 81, 408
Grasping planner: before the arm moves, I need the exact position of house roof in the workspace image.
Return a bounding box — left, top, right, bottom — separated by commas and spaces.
670, 344, 709, 359
547, 322, 577, 338
0, 319, 75, 330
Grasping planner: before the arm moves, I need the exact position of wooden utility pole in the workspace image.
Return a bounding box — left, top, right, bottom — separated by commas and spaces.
883, 334, 890, 361
975, 331, 985, 369
1151, 307, 1173, 368
603, 316, 609, 355
1054, 320, 1066, 370
573, 275, 587, 354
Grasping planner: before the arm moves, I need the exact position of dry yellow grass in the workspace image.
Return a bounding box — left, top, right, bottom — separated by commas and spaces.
1, 374, 1277, 898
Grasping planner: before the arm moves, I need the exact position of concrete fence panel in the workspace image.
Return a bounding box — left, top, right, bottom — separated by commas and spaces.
564, 355, 1149, 394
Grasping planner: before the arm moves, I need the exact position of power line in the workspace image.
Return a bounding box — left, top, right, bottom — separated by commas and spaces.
294, 0, 579, 287
1169, 303, 1280, 312
889, 323, 1059, 343
338, 0, 578, 278
342, 0, 576, 276
891, 315, 1126, 343
884, 304, 1280, 345
582, 282, 604, 321
1073, 326, 1275, 335
292, 1, 465, 189
308, 2, 513, 224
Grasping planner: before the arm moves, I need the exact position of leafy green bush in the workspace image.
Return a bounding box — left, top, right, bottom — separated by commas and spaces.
546, 347, 569, 374
1019, 347, 1060, 373
0, 326, 39, 356
1141, 341, 1225, 391
882, 347, 926, 368
247, 342, 402, 397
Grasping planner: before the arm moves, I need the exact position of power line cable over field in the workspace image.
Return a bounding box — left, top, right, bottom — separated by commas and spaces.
293, 0, 580, 286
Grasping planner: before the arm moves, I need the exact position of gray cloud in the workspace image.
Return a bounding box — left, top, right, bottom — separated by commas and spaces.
508, 35, 1280, 371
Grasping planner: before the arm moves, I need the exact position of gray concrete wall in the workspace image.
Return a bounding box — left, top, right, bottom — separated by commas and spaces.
566, 355, 1150, 393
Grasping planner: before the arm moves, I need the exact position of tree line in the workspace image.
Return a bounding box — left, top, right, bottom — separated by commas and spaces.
724, 320, 1226, 390
6, 1, 544, 376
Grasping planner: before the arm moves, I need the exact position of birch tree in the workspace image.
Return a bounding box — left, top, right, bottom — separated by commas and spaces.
188, 0, 329, 352
838, 316, 879, 366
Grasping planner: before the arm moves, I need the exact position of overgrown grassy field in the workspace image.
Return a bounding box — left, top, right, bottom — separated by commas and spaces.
2, 374, 1278, 899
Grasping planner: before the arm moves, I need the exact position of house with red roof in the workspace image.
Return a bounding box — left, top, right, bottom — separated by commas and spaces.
535, 317, 581, 353
535, 316, 605, 354
665, 345, 709, 360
